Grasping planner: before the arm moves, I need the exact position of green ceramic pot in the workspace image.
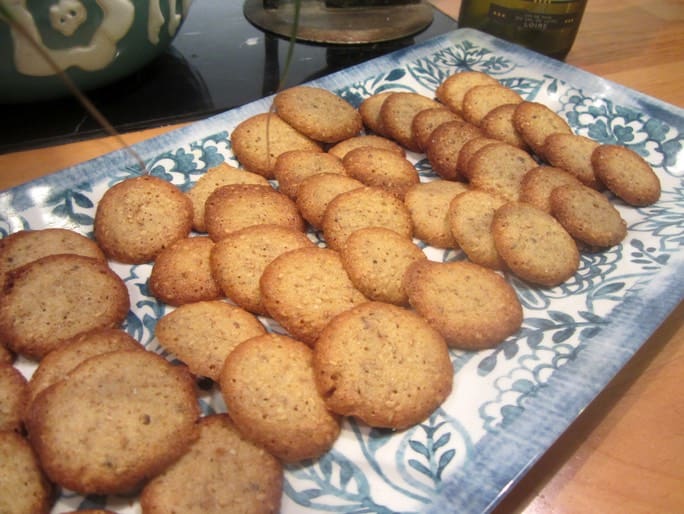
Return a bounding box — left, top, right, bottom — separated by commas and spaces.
0, 0, 192, 103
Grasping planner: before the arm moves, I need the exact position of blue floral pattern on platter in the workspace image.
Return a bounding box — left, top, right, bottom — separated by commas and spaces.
2, 28, 683, 514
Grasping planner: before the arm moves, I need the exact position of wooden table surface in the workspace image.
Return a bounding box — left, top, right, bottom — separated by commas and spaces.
1, 1, 683, 513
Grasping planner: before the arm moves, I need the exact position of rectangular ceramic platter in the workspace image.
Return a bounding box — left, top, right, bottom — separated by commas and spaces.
2, 27, 683, 514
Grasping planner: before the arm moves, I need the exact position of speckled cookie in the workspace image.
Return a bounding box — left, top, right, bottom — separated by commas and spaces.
543, 133, 602, 190
185, 163, 270, 232
149, 236, 222, 306
0, 363, 27, 433
204, 184, 304, 241
231, 112, 322, 179
461, 84, 523, 126
259, 247, 368, 345
456, 136, 501, 180
550, 184, 628, 248
435, 70, 500, 114
321, 186, 413, 251
26, 349, 200, 495
220, 333, 341, 461
0, 254, 130, 360
591, 144, 661, 206
340, 227, 427, 305
410, 107, 462, 152
468, 142, 538, 202
313, 301, 453, 429
404, 259, 523, 349
328, 134, 405, 159
140, 414, 283, 514
0, 431, 54, 514
94, 175, 193, 264
519, 165, 584, 213
480, 103, 530, 150
379, 92, 442, 152
295, 173, 365, 229
273, 150, 347, 200
425, 120, 484, 181
403, 179, 469, 248
342, 146, 420, 199
512, 101, 573, 159
492, 202, 580, 287
359, 91, 395, 135
155, 300, 266, 381
274, 85, 362, 143
0, 228, 105, 290
209, 224, 314, 316
447, 189, 507, 270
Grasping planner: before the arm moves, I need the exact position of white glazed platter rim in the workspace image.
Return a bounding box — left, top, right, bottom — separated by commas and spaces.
2, 28, 683, 514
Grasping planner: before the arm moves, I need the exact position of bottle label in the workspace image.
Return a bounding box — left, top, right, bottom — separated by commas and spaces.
489, 2, 582, 32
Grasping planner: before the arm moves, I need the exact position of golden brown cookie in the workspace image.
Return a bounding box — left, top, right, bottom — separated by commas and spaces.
550, 184, 628, 248
340, 227, 427, 305
204, 184, 304, 241
94, 175, 193, 264
0, 254, 130, 361
456, 136, 501, 181
512, 101, 573, 158
140, 414, 283, 514
379, 92, 442, 152
313, 301, 453, 429
403, 179, 469, 248
480, 103, 530, 150
295, 173, 365, 229
273, 150, 347, 200
0, 363, 27, 433
461, 84, 523, 126
410, 107, 462, 152
425, 120, 484, 181
468, 142, 538, 202
358, 91, 394, 135
230, 112, 322, 179
220, 333, 341, 461
328, 134, 405, 159
342, 146, 420, 199
274, 85, 362, 143
519, 165, 584, 213
321, 186, 413, 251
185, 163, 270, 233
591, 144, 661, 206
492, 202, 580, 287
448, 189, 507, 270
543, 133, 602, 189
404, 259, 523, 349
149, 236, 222, 306
259, 247, 368, 345
155, 300, 266, 381
210, 224, 314, 316
435, 70, 500, 114
0, 431, 54, 514
26, 349, 200, 496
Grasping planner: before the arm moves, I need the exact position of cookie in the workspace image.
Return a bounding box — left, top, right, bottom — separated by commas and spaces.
480, 103, 530, 150
403, 179, 469, 248
220, 333, 341, 461
340, 227, 427, 305
425, 120, 484, 181
492, 202, 580, 286
94, 175, 193, 264
149, 236, 222, 306
295, 173, 365, 229
404, 260, 523, 349
0, 431, 54, 514
468, 142, 538, 202
0, 344, 13, 365
0, 363, 27, 433
274, 85, 362, 143
0, 254, 130, 360
26, 327, 142, 408
273, 150, 347, 200
0, 228, 105, 290
591, 144, 661, 206
543, 133, 602, 189
379, 92, 442, 152
328, 134, 405, 160
26, 349, 200, 495
259, 247, 368, 345
210, 224, 314, 315
204, 184, 304, 241
435, 70, 500, 114
519, 165, 584, 213
550, 184, 628, 248
342, 146, 420, 199
512, 101, 573, 158
185, 163, 270, 233
230, 112, 322, 179
140, 414, 283, 514
321, 186, 413, 251
359, 91, 395, 135
456, 136, 501, 180
410, 107, 462, 152
461, 84, 523, 126
448, 189, 507, 270
155, 300, 266, 381
313, 301, 453, 429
